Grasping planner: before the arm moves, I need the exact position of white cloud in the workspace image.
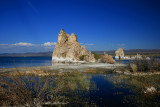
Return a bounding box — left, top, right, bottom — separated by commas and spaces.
12, 42, 33, 46
42, 42, 56, 46
0, 42, 57, 53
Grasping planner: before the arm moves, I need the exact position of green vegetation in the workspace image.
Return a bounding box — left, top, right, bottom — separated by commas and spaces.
92, 52, 101, 60
79, 55, 86, 61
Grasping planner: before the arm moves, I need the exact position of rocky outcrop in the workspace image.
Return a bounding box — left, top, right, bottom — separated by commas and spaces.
52, 29, 95, 63
81, 45, 88, 55
115, 48, 124, 59
84, 51, 96, 62
131, 53, 143, 60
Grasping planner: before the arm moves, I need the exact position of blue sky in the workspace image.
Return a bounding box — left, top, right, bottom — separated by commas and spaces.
0, 0, 160, 53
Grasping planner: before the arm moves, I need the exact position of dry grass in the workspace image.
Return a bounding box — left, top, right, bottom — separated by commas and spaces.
9, 69, 46, 76
128, 57, 160, 73
0, 68, 93, 106
0, 71, 50, 106
99, 54, 116, 64
130, 64, 137, 72
84, 69, 97, 73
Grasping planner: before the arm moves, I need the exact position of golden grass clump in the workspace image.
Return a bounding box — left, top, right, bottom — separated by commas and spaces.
84, 69, 97, 73
100, 54, 116, 64
9, 69, 48, 76
130, 64, 137, 72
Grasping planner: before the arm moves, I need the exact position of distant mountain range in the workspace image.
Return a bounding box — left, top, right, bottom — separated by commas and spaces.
0, 51, 53, 57
94, 49, 160, 56
0, 49, 160, 57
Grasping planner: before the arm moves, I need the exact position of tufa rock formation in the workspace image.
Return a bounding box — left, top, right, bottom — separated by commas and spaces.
115, 48, 124, 59
134, 53, 143, 60
52, 29, 95, 63
83, 51, 96, 62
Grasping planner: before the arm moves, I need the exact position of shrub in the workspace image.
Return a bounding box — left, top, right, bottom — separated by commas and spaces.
99, 54, 115, 64
130, 64, 137, 72
92, 52, 101, 60
0, 72, 49, 106
79, 55, 86, 61
128, 57, 160, 72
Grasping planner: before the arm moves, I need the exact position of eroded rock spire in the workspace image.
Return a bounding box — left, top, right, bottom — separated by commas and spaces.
52, 29, 95, 63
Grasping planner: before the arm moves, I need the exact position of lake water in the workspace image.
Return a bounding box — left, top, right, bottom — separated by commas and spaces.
0, 56, 159, 68
0, 56, 52, 68
0, 56, 130, 68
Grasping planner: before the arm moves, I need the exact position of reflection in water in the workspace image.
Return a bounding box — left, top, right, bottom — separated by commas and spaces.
0, 71, 97, 106
106, 74, 160, 106
47, 72, 96, 106
0, 57, 52, 68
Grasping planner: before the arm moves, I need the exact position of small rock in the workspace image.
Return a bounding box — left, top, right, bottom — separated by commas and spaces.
144, 86, 157, 93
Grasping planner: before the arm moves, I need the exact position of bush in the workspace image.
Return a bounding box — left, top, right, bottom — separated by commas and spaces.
99, 54, 115, 64
92, 52, 101, 60
128, 57, 160, 72
79, 55, 86, 61
130, 64, 137, 72
0, 72, 49, 106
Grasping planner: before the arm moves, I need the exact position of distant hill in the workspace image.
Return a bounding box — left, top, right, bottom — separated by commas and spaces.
0, 51, 53, 57
93, 49, 160, 56
0, 49, 160, 57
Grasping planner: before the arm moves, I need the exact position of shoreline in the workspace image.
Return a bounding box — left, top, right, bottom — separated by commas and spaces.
115, 70, 160, 76
1, 63, 159, 76
0, 63, 125, 73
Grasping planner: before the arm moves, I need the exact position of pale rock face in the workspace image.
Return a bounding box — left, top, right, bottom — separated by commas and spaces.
81, 45, 88, 55
115, 48, 124, 59
52, 29, 95, 63
135, 54, 142, 59
89, 51, 96, 62
58, 29, 68, 44
68, 33, 78, 43
131, 53, 143, 60
84, 51, 96, 62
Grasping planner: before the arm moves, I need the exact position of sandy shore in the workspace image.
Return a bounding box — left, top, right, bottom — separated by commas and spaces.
0, 63, 125, 73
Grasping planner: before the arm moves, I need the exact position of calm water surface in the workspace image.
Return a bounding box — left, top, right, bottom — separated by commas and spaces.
0, 56, 130, 68
0, 56, 52, 68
